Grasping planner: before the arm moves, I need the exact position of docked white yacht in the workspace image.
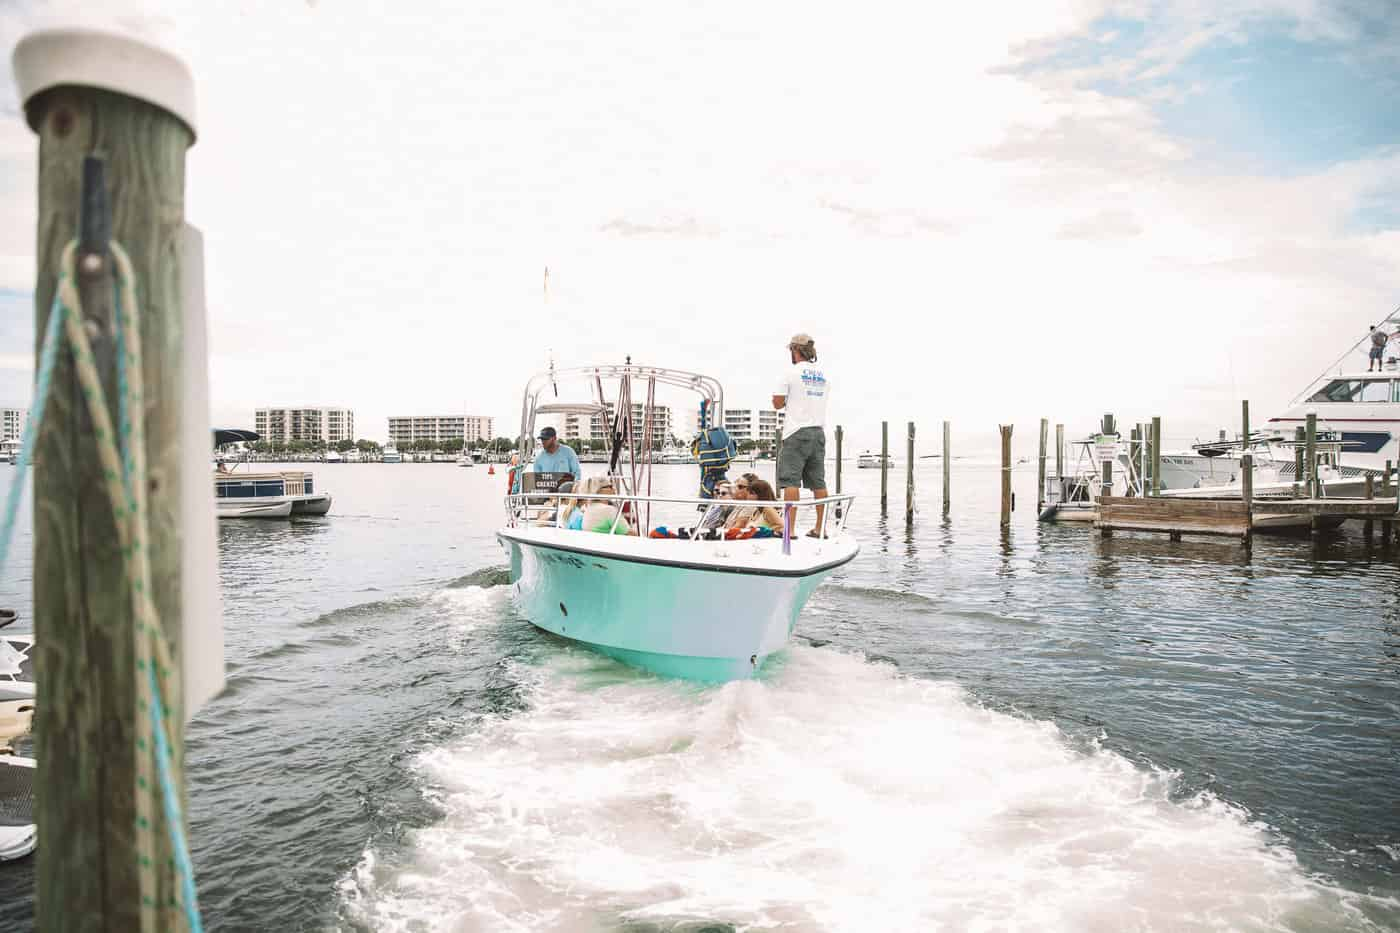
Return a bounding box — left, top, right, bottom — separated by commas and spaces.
381, 444, 402, 464
857, 450, 891, 469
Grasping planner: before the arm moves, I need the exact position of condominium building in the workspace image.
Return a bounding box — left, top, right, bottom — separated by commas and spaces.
254, 406, 355, 445
581, 403, 672, 448
0, 408, 27, 442
723, 407, 785, 443
387, 414, 495, 445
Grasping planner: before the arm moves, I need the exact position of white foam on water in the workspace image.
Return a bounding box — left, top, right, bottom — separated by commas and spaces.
341, 644, 1386, 932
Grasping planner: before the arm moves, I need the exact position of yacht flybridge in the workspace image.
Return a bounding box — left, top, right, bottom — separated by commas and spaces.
497, 363, 858, 681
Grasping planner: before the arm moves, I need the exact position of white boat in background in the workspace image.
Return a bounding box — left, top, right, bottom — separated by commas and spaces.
0, 755, 35, 861
0, 623, 34, 747
381, 444, 402, 464
324, 449, 343, 464
344, 449, 362, 464
857, 450, 891, 469
498, 363, 858, 682
657, 446, 695, 465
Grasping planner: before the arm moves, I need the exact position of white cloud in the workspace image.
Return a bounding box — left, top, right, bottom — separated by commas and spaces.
0, 0, 1396, 454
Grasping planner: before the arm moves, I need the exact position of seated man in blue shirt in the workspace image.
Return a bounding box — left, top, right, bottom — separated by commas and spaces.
532, 426, 581, 484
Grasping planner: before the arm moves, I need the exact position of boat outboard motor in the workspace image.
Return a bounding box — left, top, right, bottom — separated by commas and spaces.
692, 426, 737, 499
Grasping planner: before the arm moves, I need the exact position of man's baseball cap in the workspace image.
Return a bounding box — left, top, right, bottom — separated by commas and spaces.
788, 333, 815, 351
537, 426, 557, 440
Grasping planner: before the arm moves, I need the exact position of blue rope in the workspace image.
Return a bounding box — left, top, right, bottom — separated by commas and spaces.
145, 665, 204, 933
0, 287, 68, 572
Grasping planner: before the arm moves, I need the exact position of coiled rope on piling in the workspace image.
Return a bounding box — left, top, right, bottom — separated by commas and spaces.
0, 240, 204, 932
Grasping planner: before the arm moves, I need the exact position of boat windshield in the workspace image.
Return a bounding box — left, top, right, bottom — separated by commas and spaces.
1306, 378, 1395, 403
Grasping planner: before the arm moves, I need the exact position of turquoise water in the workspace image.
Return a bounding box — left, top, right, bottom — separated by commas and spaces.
0, 460, 1396, 930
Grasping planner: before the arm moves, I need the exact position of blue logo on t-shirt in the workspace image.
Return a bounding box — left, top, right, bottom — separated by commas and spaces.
801, 368, 826, 397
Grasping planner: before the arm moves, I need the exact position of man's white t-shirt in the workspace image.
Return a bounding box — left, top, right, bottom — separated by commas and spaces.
776, 359, 830, 438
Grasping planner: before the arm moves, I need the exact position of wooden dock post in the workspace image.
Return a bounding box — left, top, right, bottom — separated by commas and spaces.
1100, 414, 1115, 498
1150, 417, 1162, 495
906, 422, 915, 525
1385, 460, 1394, 545
834, 425, 843, 494
941, 420, 951, 516
1241, 399, 1250, 452
1294, 427, 1305, 497
1364, 474, 1375, 541
1054, 423, 1064, 507
880, 420, 889, 514
1305, 413, 1318, 499
17, 29, 197, 930
1128, 426, 1141, 497
1241, 453, 1254, 547
1037, 418, 1048, 511
999, 424, 1013, 526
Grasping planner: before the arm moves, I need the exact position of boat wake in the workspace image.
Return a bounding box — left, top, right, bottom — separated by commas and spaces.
336, 642, 1388, 931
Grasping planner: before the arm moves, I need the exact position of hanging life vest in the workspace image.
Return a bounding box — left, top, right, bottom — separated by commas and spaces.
691, 427, 737, 499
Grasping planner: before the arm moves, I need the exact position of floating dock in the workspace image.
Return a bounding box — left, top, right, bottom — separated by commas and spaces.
1096, 495, 1399, 543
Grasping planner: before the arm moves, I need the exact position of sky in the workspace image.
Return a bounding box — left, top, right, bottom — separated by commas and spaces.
2, 0, 1398, 453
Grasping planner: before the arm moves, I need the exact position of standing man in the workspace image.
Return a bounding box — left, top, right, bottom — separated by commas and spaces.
772, 333, 830, 537
532, 426, 581, 485
1368, 325, 1392, 372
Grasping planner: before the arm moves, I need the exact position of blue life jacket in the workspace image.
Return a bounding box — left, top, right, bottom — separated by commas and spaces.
692, 427, 737, 498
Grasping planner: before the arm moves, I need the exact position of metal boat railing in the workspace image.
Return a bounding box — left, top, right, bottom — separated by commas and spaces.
504, 491, 856, 548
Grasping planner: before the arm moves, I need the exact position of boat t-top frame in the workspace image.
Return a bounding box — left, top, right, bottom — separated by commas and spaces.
519, 363, 725, 490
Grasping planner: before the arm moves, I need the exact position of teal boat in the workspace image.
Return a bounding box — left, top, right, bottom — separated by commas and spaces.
498, 364, 858, 681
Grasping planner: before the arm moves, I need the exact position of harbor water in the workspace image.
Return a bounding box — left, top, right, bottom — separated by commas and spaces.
0, 458, 1397, 931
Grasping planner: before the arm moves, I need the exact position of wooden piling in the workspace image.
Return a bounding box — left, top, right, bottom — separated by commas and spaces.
1100, 414, 1115, 498
1054, 423, 1064, 489
1364, 474, 1375, 541
1150, 417, 1162, 496
941, 420, 951, 516
1036, 418, 1048, 511
1128, 426, 1141, 497
906, 422, 915, 525
834, 424, 843, 494
1305, 413, 1318, 498
1385, 460, 1394, 545
1241, 453, 1254, 547
880, 420, 889, 514
999, 424, 1013, 526
22, 33, 195, 930
1241, 399, 1250, 452
1294, 427, 1305, 497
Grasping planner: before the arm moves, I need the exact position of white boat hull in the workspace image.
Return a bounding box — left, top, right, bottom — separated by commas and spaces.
0, 756, 34, 861
289, 493, 333, 516
217, 497, 293, 518
498, 527, 857, 681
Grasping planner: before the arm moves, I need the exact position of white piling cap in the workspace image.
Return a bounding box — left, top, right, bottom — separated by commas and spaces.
11, 27, 197, 140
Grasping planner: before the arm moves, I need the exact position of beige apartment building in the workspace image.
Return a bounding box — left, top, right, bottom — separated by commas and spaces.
387, 414, 495, 445
254, 406, 355, 445
0, 408, 27, 443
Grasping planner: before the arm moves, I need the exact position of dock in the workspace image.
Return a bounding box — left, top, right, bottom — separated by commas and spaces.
1096, 495, 1399, 543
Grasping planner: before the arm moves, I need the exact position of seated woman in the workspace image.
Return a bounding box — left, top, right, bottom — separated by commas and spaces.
725, 477, 783, 531
579, 476, 634, 535
698, 480, 735, 531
